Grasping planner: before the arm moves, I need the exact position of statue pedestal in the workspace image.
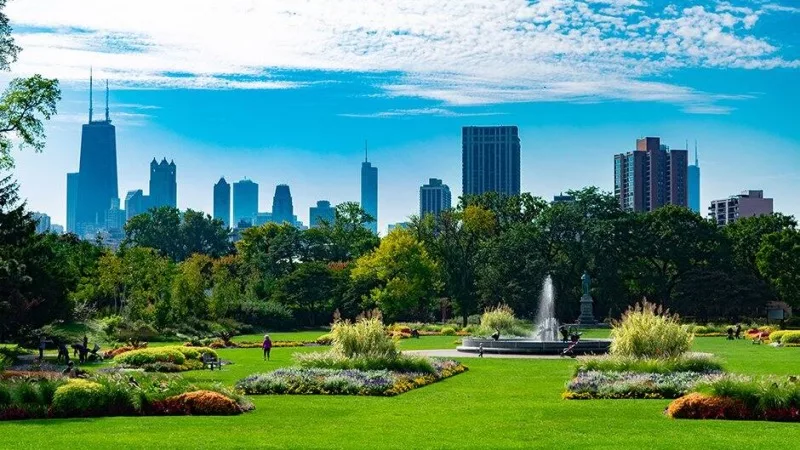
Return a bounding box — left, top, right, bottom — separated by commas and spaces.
578, 294, 597, 325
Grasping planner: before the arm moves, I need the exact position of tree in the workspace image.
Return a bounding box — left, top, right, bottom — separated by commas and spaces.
0, 2, 60, 169
415, 204, 496, 326
171, 254, 214, 323
724, 214, 796, 276
123, 207, 231, 261
757, 229, 800, 308
352, 228, 440, 322
624, 206, 722, 307
272, 262, 335, 326
237, 222, 303, 279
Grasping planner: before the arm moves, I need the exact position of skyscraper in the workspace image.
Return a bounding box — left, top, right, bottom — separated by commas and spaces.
709, 190, 773, 226
75, 74, 118, 234
462, 126, 521, 197
613, 137, 688, 212
124, 189, 147, 221
233, 179, 258, 228
66, 172, 79, 233
105, 198, 125, 232
688, 141, 701, 213
149, 158, 177, 209
272, 184, 294, 225
419, 178, 452, 217
32, 212, 51, 234
310, 200, 335, 227
361, 143, 378, 234
213, 177, 231, 228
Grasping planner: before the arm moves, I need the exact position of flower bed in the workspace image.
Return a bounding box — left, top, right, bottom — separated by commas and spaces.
564, 370, 723, 400
574, 354, 724, 375
667, 375, 800, 422
0, 373, 252, 421
236, 359, 467, 397
114, 346, 217, 372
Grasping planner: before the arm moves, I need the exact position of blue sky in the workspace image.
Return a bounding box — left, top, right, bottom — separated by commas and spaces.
4, 0, 800, 233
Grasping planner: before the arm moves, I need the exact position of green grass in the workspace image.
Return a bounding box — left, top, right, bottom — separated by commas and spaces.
1, 333, 799, 449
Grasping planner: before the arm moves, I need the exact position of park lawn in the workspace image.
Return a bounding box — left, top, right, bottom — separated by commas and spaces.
1, 334, 799, 449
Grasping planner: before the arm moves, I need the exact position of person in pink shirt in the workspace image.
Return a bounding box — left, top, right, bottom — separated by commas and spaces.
262, 334, 272, 361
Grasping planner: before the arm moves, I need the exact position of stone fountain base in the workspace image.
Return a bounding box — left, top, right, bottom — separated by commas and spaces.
457, 337, 611, 356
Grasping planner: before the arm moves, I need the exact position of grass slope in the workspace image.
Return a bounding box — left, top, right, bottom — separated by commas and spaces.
1, 332, 799, 449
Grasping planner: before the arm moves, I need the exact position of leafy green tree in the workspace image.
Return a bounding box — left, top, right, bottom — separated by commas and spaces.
322, 202, 380, 261
624, 206, 722, 307
123, 207, 231, 261
415, 204, 496, 326
724, 214, 796, 275
209, 255, 245, 320
352, 228, 440, 322
0, 2, 60, 169
757, 229, 800, 308
170, 254, 214, 322
237, 222, 303, 279
272, 262, 335, 326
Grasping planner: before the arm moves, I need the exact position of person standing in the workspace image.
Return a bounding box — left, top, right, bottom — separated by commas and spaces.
262, 334, 273, 361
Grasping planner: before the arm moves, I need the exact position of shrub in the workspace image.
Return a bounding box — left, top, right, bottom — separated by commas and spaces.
116, 348, 186, 366
667, 393, 752, 420
51, 379, 137, 418
575, 354, 724, 375
779, 331, 800, 344
316, 334, 334, 345
610, 301, 692, 358
440, 326, 457, 336
769, 330, 788, 343
165, 390, 241, 415
695, 375, 800, 414
295, 351, 434, 373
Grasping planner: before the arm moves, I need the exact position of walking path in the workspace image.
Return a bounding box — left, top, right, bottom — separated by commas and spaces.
404, 349, 568, 359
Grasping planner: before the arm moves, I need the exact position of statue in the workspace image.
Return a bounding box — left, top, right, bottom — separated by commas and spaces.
581, 271, 591, 297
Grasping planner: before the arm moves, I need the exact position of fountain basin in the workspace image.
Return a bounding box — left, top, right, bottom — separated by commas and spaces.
457, 337, 611, 355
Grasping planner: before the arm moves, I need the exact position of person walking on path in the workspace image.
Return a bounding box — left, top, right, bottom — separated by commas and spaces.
262, 334, 273, 361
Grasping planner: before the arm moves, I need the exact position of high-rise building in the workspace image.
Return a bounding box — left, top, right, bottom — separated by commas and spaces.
213, 177, 231, 228
233, 179, 258, 228
124, 189, 147, 221
688, 141, 701, 213
553, 193, 575, 204
75, 74, 118, 234
310, 200, 336, 227
614, 137, 688, 212
32, 212, 51, 234
51, 224, 64, 235
462, 126, 521, 198
419, 178, 452, 217
388, 222, 411, 233
66, 172, 79, 233
253, 212, 273, 226
106, 198, 125, 232
361, 144, 378, 234
709, 190, 774, 226
272, 184, 294, 225
149, 158, 177, 209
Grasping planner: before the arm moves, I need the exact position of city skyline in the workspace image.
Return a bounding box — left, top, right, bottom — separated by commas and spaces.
6, 1, 800, 231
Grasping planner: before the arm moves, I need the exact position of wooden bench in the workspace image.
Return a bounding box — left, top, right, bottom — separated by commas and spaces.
201, 353, 222, 371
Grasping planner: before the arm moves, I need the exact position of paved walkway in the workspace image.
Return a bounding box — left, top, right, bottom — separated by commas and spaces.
405, 349, 568, 359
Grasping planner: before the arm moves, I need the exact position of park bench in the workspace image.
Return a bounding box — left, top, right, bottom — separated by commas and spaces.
201, 353, 222, 371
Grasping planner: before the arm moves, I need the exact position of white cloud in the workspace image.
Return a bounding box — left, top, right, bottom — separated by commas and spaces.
4, 0, 798, 112
338, 107, 506, 118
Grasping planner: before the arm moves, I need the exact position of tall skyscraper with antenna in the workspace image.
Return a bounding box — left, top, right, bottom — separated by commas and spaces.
688, 141, 701, 213
74, 70, 118, 235
360, 141, 378, 234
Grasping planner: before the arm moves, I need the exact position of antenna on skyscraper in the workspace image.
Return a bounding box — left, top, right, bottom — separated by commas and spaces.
89, 67, 93, 123
105, 79, 110, 122
694, 140, 698, 166
364, 140, 368, 162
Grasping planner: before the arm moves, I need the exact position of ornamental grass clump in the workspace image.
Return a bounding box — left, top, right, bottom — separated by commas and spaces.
610, 301, 692, 359
477, 304, 528, 337
295, 318, 435, 373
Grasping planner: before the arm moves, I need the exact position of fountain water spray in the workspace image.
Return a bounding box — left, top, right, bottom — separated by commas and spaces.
532, 275, 559, 342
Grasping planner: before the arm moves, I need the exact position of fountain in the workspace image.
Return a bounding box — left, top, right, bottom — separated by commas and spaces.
457, 274, 611, 356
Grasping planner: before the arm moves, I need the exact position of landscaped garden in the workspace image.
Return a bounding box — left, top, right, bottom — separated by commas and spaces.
1, 318, 798, 449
